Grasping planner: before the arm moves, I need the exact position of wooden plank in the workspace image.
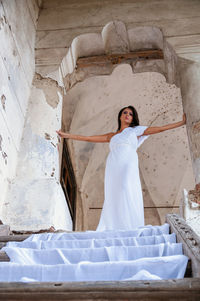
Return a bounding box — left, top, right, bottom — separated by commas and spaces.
0, 278, 199, 301
0, 242, 6, 249
76, 50, 163, 68
0, 235, 29, 242
0, 251, 9, 262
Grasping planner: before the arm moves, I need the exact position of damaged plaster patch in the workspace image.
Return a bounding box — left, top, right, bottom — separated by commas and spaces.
0, 135, 7, 164
1, 95, 6, 110
45, 132, 51, 140
0, 135, 2, 151
0, 15, 6, 30
193, 120, 200, 132
33, 73, 63, 108
2, 151, 7, 164
188, 184, 200, 206
189, 121, 200, 159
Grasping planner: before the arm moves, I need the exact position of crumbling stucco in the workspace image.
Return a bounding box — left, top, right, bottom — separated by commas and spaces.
33, 73, 63, 108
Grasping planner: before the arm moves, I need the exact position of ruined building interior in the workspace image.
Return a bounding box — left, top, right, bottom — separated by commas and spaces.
0, 0, 200, 296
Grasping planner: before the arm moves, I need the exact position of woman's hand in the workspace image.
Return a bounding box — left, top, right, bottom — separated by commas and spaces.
56, 130, 70, 139
182, 113, 186, 125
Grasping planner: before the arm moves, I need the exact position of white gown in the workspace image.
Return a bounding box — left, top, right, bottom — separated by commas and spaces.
96, 126, 149, 231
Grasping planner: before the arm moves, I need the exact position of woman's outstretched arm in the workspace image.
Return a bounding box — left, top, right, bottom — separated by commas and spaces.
143, 113, 186, 135
56, 130, 114, 143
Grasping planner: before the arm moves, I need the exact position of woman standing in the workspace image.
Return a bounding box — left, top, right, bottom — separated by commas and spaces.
57, 106, 186, 231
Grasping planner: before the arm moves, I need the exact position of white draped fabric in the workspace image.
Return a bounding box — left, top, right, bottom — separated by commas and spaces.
0, 224, 188, 282
97, 126, 149, 231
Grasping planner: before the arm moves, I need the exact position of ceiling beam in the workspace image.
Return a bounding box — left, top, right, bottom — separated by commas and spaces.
76, 49, 163, 68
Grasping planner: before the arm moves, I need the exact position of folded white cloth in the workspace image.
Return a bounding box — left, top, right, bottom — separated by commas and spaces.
3, 243, 183, 265
1, 223, 188, 282
6, 233, 176, 249
24, 224, 169, 242
0, 255, 188, 282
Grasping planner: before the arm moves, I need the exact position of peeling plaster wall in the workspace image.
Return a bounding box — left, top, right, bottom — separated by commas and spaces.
0, 1, 39, 217
2, 76, 72, 231
63, 65, 195, 230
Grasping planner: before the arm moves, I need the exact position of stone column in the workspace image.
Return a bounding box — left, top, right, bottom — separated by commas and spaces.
178, 59, 200, 187
2, 74, 72, 231
178, 59, 200, 234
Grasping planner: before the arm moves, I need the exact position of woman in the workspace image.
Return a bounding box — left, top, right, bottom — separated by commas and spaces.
57, 106, 186, 231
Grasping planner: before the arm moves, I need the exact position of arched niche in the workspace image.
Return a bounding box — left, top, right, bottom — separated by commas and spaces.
53, 21, 198, 231
63, 64, 194, 230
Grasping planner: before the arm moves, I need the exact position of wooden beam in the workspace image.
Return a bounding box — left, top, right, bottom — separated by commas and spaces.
0, 279, 199, 301
76, 49, 163, 68
0, 242, 6, 249
0, 235, 29, 242
0, 251, 9, 262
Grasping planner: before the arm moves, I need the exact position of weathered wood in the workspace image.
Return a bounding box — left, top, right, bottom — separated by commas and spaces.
0, 235, 30, 242
0, 242, 6, 249
0, 251, 9, 262
76, 50, 163, 68
166, 213, 200, 278
0, 278, 199, 301
184, 259, 192, 278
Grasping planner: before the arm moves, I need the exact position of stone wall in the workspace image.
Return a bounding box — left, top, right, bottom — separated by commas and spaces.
0, 1, 39, 219
2, 74, 72, 231
63, 65, 195, 230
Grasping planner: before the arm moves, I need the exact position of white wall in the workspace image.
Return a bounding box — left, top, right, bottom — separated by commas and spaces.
0, 0, 39, 216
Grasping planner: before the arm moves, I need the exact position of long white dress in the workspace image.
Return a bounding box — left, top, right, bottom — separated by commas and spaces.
96, 126, 149, 231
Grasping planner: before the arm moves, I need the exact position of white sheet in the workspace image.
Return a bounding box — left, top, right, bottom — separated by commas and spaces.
1, 223, 188, 282
0, 255, 188, 282
24, 223, 169, 242
6, 233, 176, 249
3, 243, 183, 265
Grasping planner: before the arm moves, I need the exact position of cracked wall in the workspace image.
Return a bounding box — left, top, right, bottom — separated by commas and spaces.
0, 0, 40, 216
2, 74, 72, 231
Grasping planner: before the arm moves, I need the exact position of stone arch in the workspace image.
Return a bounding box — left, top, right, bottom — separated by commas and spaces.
59, 21, 179, 91
52, 21, 198, 231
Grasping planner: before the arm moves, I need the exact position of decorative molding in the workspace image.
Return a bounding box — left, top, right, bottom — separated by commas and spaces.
166, 213, 200, 277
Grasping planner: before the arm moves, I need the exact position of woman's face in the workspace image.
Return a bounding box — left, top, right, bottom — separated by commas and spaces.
120, 108, 133, 125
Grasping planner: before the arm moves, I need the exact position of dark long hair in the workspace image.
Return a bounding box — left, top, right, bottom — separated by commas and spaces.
117, 105, 139, 130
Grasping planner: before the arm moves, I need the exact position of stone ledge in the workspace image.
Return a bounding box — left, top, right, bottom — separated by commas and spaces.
166, 213, 200, 277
